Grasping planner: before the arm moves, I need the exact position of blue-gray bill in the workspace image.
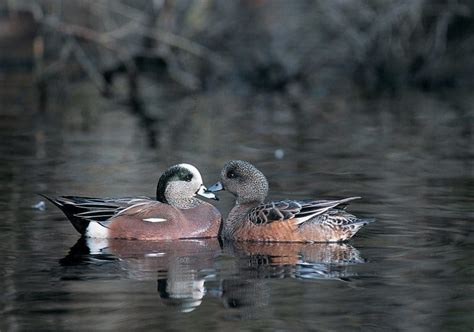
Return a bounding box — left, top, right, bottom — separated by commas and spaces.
206, 182, 224, 193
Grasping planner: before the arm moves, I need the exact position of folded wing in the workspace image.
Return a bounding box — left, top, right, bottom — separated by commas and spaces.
248, 197, 361, 225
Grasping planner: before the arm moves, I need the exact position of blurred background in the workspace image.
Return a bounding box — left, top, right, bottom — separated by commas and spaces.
1, 0, 472, 196
0, 1, 473, 331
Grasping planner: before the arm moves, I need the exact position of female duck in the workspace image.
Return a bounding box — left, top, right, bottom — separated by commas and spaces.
207, 160, 373, 242
44, 164, 221, 240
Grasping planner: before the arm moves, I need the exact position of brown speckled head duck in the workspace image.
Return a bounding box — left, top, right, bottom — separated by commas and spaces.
207, 160, 373, 242
43, 164, 221, 240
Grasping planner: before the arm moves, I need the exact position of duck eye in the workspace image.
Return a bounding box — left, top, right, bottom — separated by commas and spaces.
184, 174, 193, 182
227, 171, 236, 179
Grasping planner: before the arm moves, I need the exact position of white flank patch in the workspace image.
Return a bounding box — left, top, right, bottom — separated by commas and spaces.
85, 222, 109, 238
145, 252, 166, 257
86, 237, 109, 254
178, 163, 203, 184
143, 217, 167, 223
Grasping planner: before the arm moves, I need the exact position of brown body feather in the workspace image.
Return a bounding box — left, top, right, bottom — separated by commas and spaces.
108, 201, 221, 240
45, 196, 221, 240
226, 201, 370, 242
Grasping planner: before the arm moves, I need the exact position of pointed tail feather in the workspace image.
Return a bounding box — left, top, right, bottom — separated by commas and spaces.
350, 217, 375, 225
346, 218, 375, 240
39, 193, 63, 208
39, 194, 90, 235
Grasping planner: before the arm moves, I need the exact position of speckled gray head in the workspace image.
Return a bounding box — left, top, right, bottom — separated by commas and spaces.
156, 163, 217, 209
207, 160, 269, 204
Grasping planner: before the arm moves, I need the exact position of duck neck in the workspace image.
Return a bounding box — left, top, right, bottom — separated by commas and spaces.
223, 201, 259, 238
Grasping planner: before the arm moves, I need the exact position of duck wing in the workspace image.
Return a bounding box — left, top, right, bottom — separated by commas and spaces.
248, 197, 361, 225
42, 195, 153, 223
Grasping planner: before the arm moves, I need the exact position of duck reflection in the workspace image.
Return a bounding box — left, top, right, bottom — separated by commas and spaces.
60, 238, 366, 317
225, 241, 365, 279
217, 242, 366, 319
60, 237, 221, 313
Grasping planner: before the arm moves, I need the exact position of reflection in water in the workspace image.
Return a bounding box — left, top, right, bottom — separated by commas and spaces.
157, 278, 206, 314
59, 237, 366, 317
243, 241, 363, 264
218, 241, 366, 320
225, 241, 364, 279
60, 238, 221, 313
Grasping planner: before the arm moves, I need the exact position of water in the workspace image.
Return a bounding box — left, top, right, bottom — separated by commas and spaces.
0, 80, 472, 331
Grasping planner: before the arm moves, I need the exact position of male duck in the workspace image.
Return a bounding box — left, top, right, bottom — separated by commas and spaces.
44, 164, 221, 240
207, 160, 373, 242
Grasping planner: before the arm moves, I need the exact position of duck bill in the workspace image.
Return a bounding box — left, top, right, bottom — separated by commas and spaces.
196, 184, 219, 200
206, 182, 224, 193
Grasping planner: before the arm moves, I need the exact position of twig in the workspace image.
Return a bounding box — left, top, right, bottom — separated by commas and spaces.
42, 16, 138, 79
89, 0, 225, 65
69, 38, 107, 91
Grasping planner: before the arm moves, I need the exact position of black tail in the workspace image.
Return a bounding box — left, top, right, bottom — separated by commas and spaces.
40, 194, 90, 235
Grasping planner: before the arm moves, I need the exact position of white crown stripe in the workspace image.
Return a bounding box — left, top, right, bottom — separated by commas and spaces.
178, 163, 204, 184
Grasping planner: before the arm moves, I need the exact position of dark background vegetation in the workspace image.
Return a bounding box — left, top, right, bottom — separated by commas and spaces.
2, 0, 474, 134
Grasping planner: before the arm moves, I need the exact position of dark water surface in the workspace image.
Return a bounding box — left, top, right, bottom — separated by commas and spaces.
0, 82, 473, 331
